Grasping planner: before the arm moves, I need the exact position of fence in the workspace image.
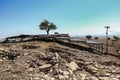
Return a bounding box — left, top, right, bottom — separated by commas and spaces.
86, 41, 104, 53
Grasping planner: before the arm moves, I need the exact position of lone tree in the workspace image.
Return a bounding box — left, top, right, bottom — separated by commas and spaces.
39, 20, 57, 35
107, 37, 111, 40
86, 35, 92, 40
94, 37, 99, 40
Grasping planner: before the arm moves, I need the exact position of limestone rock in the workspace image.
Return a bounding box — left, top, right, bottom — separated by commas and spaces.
79, 73, 86, 80
63, 71, 69, 76
39, 64, 52, 70
66, 61, 79, 71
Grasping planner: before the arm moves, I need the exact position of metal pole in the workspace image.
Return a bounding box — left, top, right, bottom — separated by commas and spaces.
105, 26, 110, 54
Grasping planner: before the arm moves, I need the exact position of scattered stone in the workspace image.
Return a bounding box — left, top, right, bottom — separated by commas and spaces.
99, 77, 116, 80
27, 68, 34, 73
66, 61, 79, 71
39, 64, 52, 71
90, 76, 99, 80
0, 59, 3, 61
62, 71, 69, 76
115, 75, 120, 78
105, 73, 111, 76
79, 73, 86, 80
22, 44, 39, 49
95, 64, 104, 69
34, 77, 40, 80
112, 78, 119, 80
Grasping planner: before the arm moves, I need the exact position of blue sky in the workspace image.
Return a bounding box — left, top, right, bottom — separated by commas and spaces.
0, 0, 120, 38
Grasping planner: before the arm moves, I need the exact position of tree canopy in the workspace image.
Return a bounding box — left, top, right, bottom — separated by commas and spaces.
94, 37, 98, 40
113, 36, 119, 40
86, 35, 92, 40
39, 20, 57, 35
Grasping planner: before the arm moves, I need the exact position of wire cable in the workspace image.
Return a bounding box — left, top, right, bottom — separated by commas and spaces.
109, 30, 120, 34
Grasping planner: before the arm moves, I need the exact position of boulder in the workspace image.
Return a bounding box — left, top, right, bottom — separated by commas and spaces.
66, 61, 79, 71
90, 76, 99, 80
0, 59, 3, 61
62, 71, 69, 76
99, 77, 112, 80
27, 68, 34, 73
79, 73, 86, 80
39, 64, 52, 71
111, 78, 119, 80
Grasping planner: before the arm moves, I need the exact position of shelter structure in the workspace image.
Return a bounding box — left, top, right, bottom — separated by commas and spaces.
4, 34, 70, 42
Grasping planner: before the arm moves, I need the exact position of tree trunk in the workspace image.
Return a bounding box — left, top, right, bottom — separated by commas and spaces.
46, 30, 49, 35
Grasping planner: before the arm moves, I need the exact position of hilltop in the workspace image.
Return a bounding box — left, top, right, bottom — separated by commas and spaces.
0, 40, 120, 80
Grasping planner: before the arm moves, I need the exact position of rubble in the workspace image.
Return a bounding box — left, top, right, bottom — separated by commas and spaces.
39, 64, 52, 71
22, 44, 40, 49
66, 61, 79, 71
0, 41, 120, 80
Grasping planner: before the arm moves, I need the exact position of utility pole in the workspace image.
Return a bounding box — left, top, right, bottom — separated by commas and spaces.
105, 26, 110, 54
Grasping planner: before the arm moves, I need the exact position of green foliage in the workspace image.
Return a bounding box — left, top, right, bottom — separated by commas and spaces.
107, 37, 111, 40
94, 37, 99, 40
86, 35, 92, 40
113, 36, 119, 40
39, 20, 57, 35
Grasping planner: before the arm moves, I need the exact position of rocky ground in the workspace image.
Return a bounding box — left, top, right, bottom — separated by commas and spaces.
0, 41, 120, 80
